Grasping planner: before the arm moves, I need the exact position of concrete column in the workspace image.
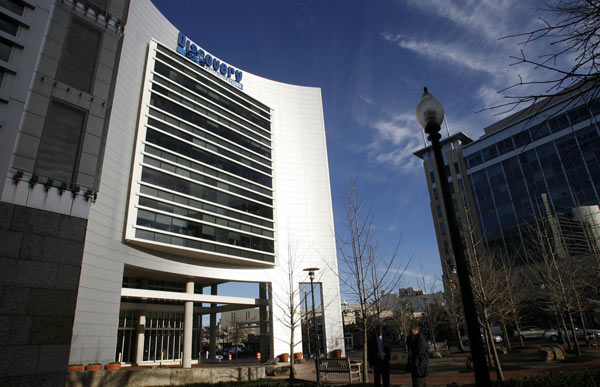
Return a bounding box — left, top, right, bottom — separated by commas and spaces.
209, 284, 218, 359
135, 312, 146, 365
259, 283, 268, 362
182, 280, 194, 368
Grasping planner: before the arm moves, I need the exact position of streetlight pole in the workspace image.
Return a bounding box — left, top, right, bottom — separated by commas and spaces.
416, 88, 491, 387
304, 267, 321, 384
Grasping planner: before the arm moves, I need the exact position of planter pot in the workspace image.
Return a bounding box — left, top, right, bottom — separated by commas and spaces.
68, 364, 83, 372
332, 349, 342, 358
86, 364, 102, 371
279, 353, 290, 362
106, 363, 121, 371
293, 352, 303, 360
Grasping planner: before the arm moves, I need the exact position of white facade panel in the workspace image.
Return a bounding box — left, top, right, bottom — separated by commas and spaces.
70, 0, 343, 364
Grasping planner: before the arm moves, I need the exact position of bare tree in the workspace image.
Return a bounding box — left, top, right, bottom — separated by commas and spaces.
389, 297, 414, 352
497, 258, 528, 350
337, 178, 408, 382
441, 260, 465, 352
416, 258, 447, 353
470, 248, 512, 381
274, 237, 309, 380
495, 0, 600, 114
522, 209, 584, 356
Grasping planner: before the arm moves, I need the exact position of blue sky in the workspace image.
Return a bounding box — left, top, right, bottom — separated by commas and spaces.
151, 0, 554, 298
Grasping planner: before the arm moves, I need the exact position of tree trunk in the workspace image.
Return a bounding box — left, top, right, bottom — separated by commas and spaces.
483, 327, 493, 368
289, 324, 295, 380
362, 319, 369, 383
566, 312, 581, 356
501, 323, 511, 352
559, 312, 573, 350
514, 321, 524, 348
456, 322, 465, 352
485, 322, 504, 381
578, 310, 591, 348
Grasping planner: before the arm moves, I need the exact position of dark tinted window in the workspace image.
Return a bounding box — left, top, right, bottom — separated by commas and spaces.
567, 105, 590, 126
497, 137, 514, 155
512, 130, 531, 148
0, 40, 11, 61
481, 145, 498, 161
57, 17, 102, 92
0, 0, 24, 15
547, 114, 570, 133
0, 13, 18, 35
35, 101, 86, 182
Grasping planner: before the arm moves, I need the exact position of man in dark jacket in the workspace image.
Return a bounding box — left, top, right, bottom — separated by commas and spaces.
368, 325, 392, 387
407, 324, 429, 387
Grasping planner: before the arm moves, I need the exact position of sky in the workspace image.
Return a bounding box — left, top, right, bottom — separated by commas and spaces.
150, 0, 557, 300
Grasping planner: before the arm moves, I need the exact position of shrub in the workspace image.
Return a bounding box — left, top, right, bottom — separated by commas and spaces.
492, 368, 600, 387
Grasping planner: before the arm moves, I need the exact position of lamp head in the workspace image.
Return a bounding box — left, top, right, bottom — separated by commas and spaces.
416, 87, 445, 132
304, 267, 319, 280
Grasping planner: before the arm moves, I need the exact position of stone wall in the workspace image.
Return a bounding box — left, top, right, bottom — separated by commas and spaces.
0, 202, 86, 386
66, 366, 267, 387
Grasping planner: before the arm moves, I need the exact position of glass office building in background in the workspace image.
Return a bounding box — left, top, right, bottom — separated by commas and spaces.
463, 88, 600, 262
415, 85, 600, 281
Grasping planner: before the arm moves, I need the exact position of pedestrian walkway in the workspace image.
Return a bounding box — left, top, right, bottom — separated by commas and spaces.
280, 351, 600, 386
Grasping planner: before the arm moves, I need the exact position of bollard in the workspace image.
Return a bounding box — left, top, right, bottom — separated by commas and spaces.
256, 352, 261, 361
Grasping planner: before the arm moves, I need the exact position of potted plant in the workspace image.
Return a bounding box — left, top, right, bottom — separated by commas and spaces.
293, 352, 302, 360
106, 362, 121, 371
68, 364, 83, 371
279, 353, 290, 362
332, 349, 342, 358
86, 363, 102, 371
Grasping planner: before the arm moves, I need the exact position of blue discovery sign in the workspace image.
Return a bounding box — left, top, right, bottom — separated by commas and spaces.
177, 32, 243, 88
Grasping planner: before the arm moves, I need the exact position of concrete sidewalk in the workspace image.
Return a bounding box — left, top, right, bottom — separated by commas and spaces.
279, 353, 600, 386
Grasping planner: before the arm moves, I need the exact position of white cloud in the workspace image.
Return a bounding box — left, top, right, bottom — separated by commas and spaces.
363, 111, 427, 173
382, 33, 503, 76
405, 0, 520, 43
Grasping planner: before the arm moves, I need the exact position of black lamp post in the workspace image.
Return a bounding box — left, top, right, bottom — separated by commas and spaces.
416, 88, 491, 386
304, 267, 321, 383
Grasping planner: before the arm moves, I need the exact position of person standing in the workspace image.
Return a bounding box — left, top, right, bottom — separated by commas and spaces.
407, 324, 429, 387
368, 325, 392, 387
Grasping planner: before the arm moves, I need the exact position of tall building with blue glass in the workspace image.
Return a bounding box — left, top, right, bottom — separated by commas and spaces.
416, 85, 600, 283
463, 87, 600, 262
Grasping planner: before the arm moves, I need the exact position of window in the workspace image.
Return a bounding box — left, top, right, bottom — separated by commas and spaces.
56, 17, 102, 92
0, 40, 11, 62
0, 0, 25, 15
547, 114, 570, 133
512, 130, 531, 148
567, 105, 590, 126
0, 13, 18, 35
0, 69, 5, 87
530, 122, 550, 140
481, 144, 498, 161
465, 152, 482, 168
497, 137, 515, 155
35, 100, 87, 183
436, 205, 442, 217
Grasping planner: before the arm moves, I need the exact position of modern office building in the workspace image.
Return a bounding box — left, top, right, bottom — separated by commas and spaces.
414, 133, 479, 284
415, 84, 600, 274
0, 0, 343, 384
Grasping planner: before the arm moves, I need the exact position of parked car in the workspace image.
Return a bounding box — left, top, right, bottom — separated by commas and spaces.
544, 327, 600, 341
461, 330, 503, 345
513, 326, 545, 340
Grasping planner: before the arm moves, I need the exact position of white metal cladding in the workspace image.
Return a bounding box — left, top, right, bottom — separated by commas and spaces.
70, 0, 343, 364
